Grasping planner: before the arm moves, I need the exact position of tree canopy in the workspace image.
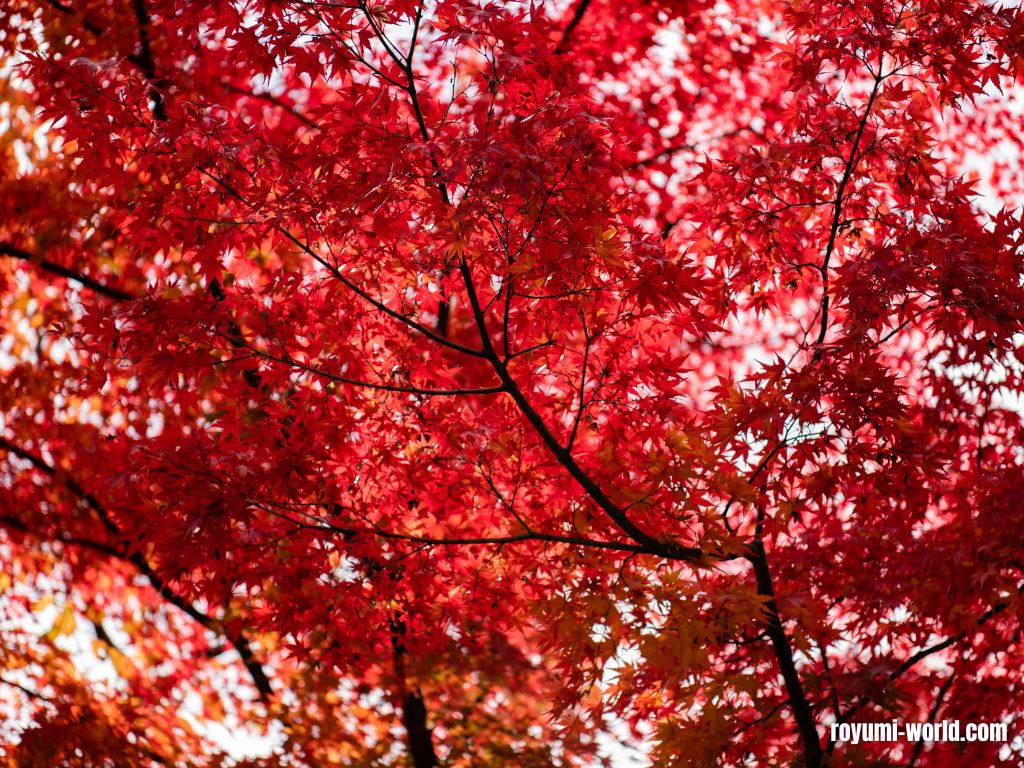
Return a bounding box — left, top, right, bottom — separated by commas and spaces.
2, 0, 1024, 765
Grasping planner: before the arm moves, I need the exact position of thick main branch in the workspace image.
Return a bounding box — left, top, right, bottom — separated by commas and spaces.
747, 541, 823, 768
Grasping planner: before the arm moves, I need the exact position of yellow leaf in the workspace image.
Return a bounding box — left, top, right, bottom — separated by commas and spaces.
31, 595, 54, 613
47, 605, 76, 639
205, 693, 226, 722
722, 474, 757, 503
108, 648, 137, 679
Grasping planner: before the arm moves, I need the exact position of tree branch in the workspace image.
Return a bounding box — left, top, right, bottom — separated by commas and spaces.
130, 0, 167, 121
225, 338, 505, 396
831, 580, 1024, 749
276, 228, 485, 357
1, 243, 136, 301
0, 437, 274, 700
747, 541, 822, 768
812, 70, 884, 363
632, 125, 756, 169
456, 257, 706, 563
907, 673, 955, 768
402, 691, 439, 768
554, 0, 593, 54
0, 675, 52, 703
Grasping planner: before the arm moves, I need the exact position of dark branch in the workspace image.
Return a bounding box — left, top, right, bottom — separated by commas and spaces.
907, 674, 954, 768
747, 541, 823, 768
0, 676, 51, 703
232, 340, 505, 397
43, 0, 104, 37
812, 70, 884, 363
831, 580, 1024, 746
456, 257, 706, 563
632, 126, 756, 169
277, 228, 485, 357
1, 243, 136, 301
402, 691, 439, 768
554, 0, 593, 55
130, 0, 168, 121
0, 437, 274, 700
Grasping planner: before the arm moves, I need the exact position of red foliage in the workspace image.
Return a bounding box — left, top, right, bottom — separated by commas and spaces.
2, 0, 1024, 765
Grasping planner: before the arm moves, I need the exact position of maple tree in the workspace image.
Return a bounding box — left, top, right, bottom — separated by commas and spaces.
2, 0, 1024, 765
